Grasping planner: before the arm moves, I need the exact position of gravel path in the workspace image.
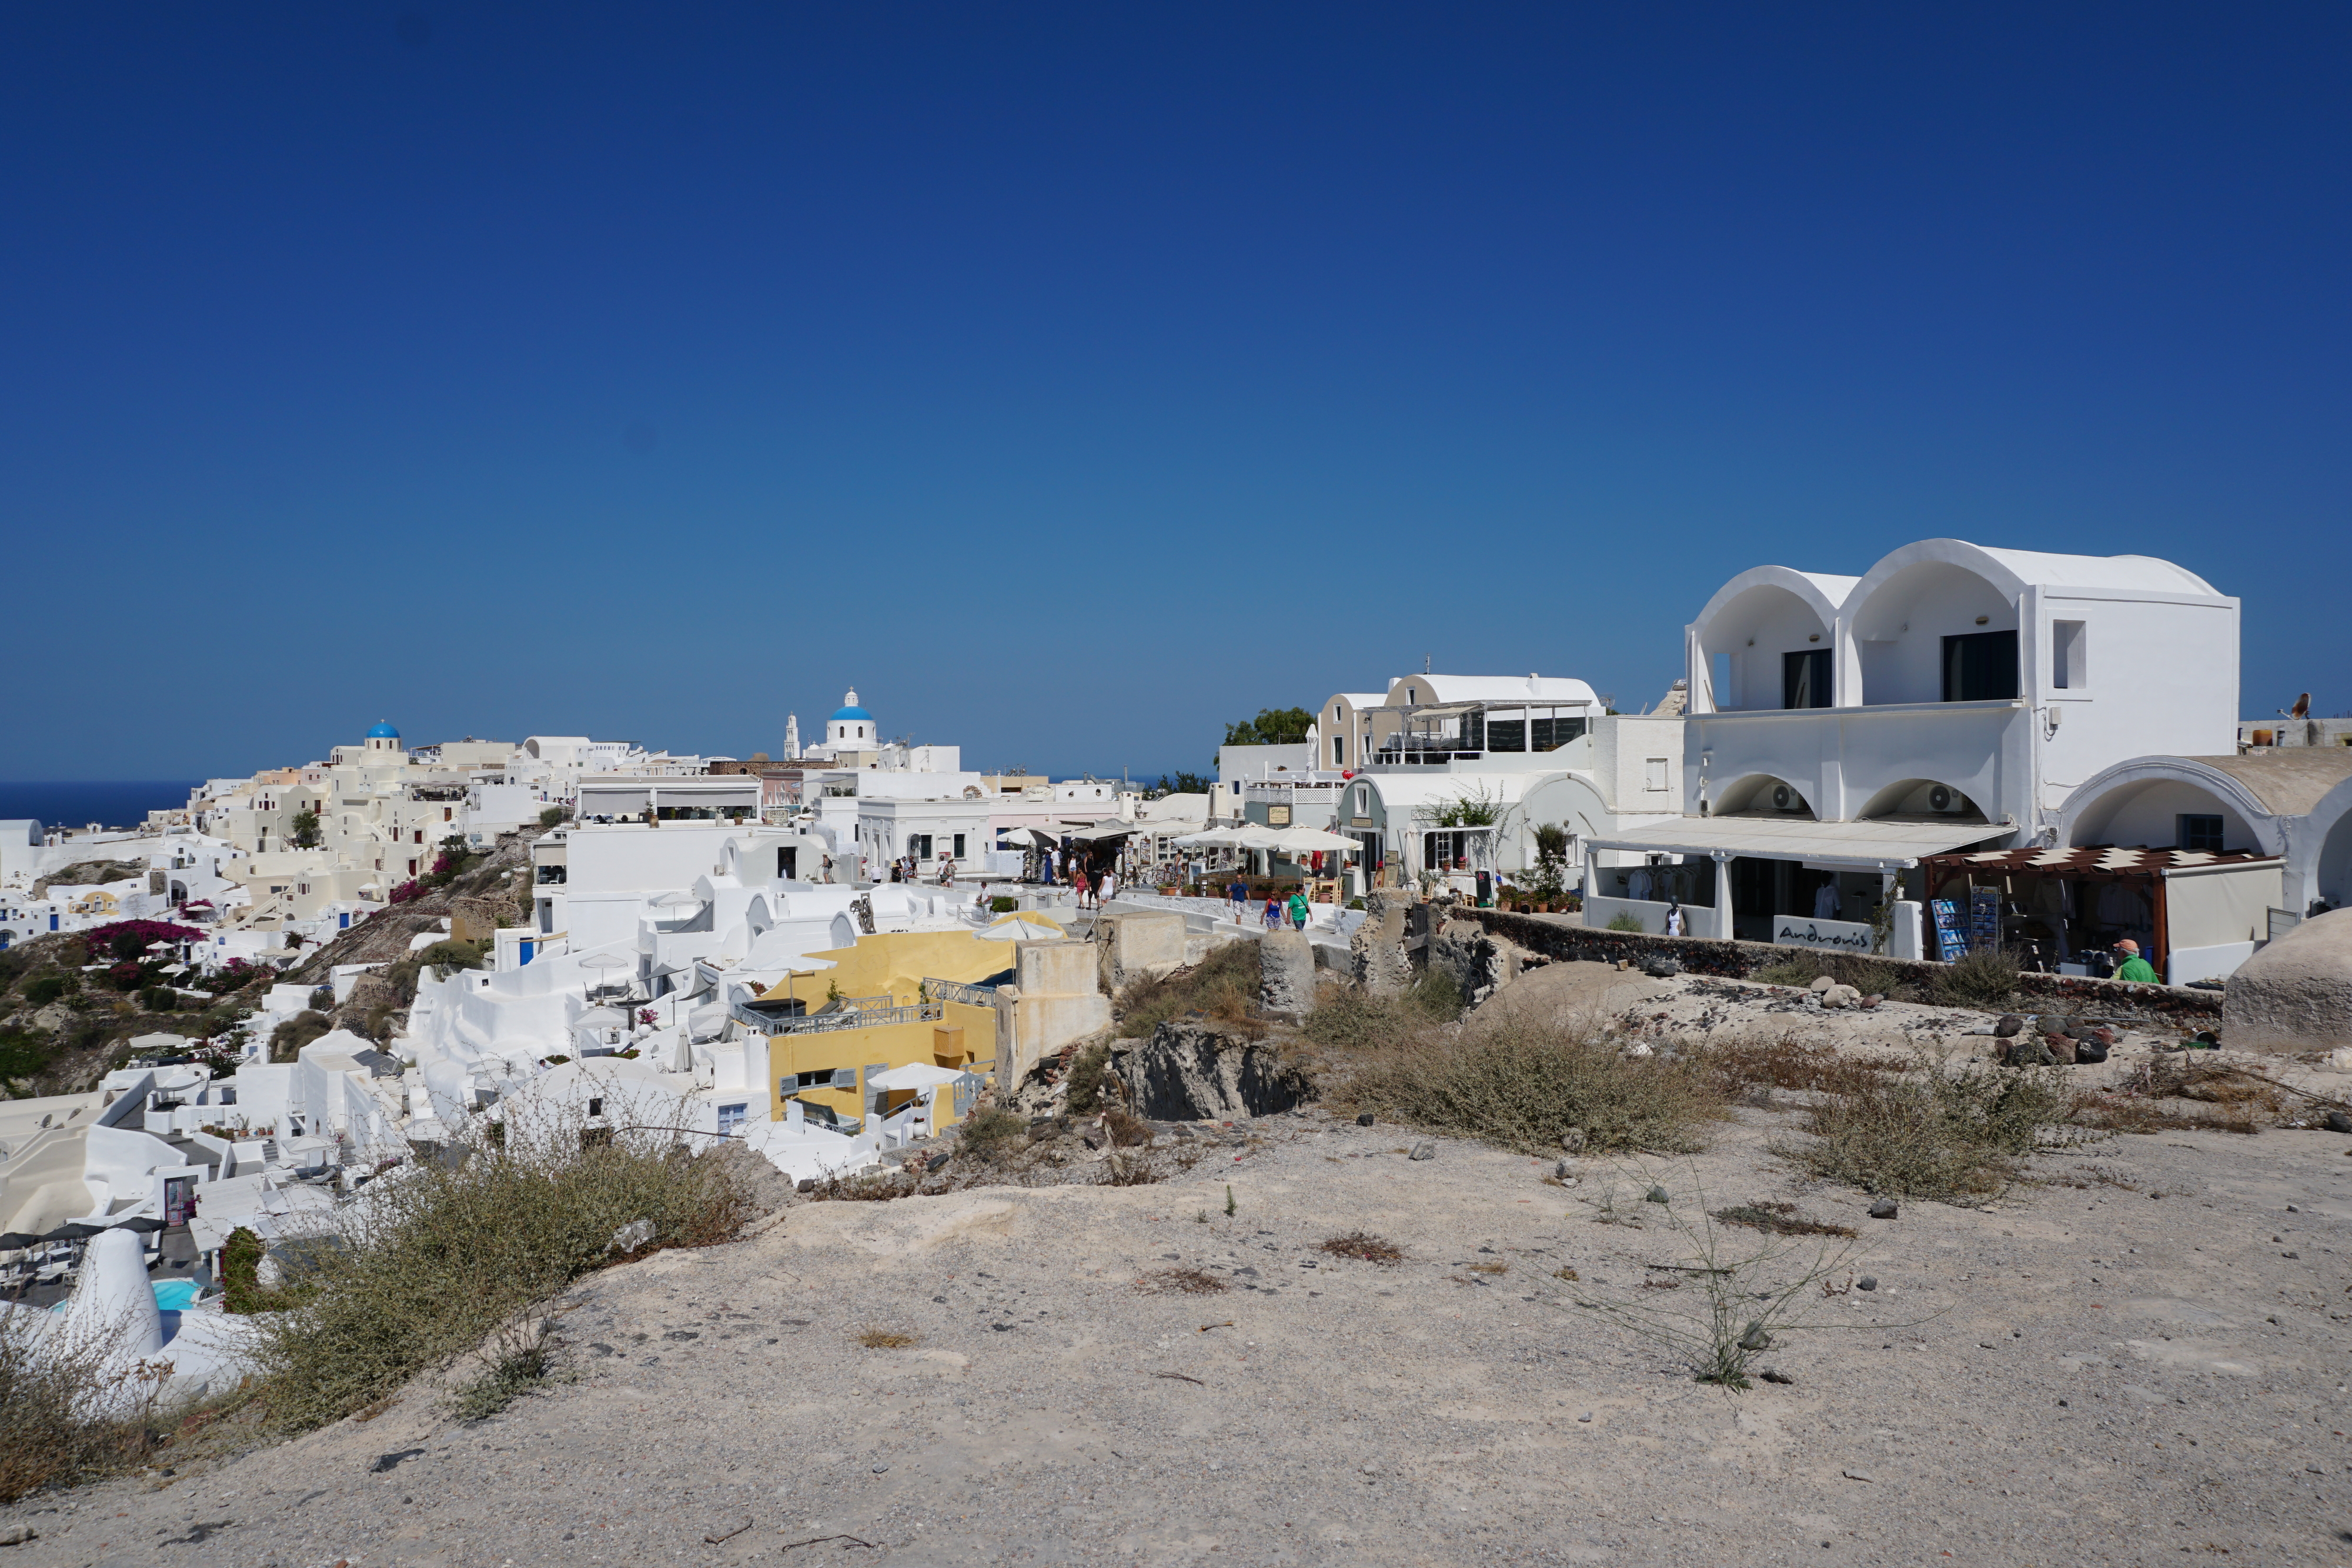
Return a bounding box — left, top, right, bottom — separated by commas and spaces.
8, 1100, 2350, 1567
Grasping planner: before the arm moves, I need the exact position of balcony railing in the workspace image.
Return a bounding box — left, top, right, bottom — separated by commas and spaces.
924, 978, 998, 1008
730, 999, 943, 1037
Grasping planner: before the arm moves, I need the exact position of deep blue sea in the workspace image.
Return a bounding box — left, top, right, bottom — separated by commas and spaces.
0, 782, 201, 833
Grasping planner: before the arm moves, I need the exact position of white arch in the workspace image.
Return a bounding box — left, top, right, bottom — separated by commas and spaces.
2057, 758, 2284, 858
1856, 777, 1987, 823
1685, 566, 1856, 713
1712, 773, 1816, 819
2296, 773, 2352, 912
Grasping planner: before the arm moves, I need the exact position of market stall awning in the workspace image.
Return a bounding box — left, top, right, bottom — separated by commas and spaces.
1067, 823, 1134, 842
1582, 817, 2014, 869
1917, 844, 2278, 877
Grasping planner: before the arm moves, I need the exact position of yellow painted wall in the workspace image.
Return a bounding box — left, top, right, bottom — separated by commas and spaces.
764, 999, 997, 1128
757, 929, 1019, 1008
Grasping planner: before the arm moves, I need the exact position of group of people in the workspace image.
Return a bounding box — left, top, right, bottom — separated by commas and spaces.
1227, 877, 1309, 931
886, 853, 957, 886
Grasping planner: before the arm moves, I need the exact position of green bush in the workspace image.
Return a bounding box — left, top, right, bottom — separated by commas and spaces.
1605, 912, 1644, 933
246, 1108, 746, 1432
269, 1011, 333, 1062
989, 895, 1018, 914
956, 1103, 1030, 1159
1063, 1042, 1112, 1114
137, 986, 179, 1014
22, 974, 72, 1009
538, 805, 572, 828
419, 939, 486, 977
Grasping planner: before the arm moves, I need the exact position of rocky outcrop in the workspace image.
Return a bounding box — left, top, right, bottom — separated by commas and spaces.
1350, 890, 1415, 997
2224, 907, 2352, 1052
1258, 930, 1316, 1019
1110, 1019, 1314, 1121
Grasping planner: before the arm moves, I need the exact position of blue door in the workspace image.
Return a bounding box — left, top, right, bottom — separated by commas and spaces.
519, 940, 535, 965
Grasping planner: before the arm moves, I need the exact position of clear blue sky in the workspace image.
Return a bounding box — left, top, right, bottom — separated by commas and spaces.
5, 4, 2346, 783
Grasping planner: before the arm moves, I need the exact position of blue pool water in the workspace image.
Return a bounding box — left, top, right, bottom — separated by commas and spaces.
152, 1278, 200, 1310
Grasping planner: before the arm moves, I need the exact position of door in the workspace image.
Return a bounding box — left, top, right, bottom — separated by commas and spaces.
1942, 630, 2019, 701
777, 847, 797, 880
163, 1175, 194, 1226
1782, 649, 1833, 708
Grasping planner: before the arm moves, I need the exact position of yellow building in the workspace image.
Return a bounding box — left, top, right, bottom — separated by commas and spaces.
745, 930, 1018, 1131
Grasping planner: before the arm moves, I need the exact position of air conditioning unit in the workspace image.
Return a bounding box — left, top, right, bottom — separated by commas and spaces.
1770, 784, 1798, 811
1927, 784, 1963, 814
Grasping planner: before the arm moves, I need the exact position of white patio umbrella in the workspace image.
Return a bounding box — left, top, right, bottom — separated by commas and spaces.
867, 1062, 965, 1091
1268, 826, 1359, 854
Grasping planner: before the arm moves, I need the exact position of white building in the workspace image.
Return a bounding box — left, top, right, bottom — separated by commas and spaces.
1583, 539, 2253, 973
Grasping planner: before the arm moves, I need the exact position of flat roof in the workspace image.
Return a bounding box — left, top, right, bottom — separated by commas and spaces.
1584, 815, 2012, 868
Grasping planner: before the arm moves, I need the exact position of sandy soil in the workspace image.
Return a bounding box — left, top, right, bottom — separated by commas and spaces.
9, 1064, 2350, 1568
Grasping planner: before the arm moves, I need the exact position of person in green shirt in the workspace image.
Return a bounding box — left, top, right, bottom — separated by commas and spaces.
1286, 889, 1309, 930
2111, 939, 2159, 984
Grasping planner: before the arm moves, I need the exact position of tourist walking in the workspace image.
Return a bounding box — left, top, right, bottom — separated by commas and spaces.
1286, 887, 1309, 930
1228, 876, 1248, 924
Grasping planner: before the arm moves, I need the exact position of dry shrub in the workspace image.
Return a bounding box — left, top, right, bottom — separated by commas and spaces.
1135, 1266, 1228, 1295
1465, 1259, 1509, 1275
1701, 1037, 1905, 1099
1927, 947, 2023, 1011
1779, 1060, 2079, 1203
857, 1328, 917, 1349
1750, 951, 1916, 1000
1318, 1231, 1403, 1266
1710, 1202, 1856, 1238
248, 1098, 747, 1432
1344, 1019, 1729, 1155
1117, 941, 1262, 1039
1304, 974, 1461, 1052
2068, 1056, 2293, 1136
0, 1306, 172, 1502
1100, 1151, 1165, 1186
1102, 1106, 1154, 1147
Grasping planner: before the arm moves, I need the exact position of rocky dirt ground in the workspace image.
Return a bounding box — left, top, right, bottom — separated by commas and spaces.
7, 971, 2351, 1568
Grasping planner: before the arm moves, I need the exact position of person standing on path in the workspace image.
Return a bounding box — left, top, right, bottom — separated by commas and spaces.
1229, 876, 1249, 924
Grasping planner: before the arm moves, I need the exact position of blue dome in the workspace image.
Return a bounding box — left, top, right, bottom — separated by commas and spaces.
366, 721, 401, 738
831, 705, 873, 722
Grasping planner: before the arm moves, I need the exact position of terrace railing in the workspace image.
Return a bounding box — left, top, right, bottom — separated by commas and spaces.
730, 998, 944, 1037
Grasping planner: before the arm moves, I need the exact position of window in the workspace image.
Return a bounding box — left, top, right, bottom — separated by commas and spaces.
1941, 630, 2019, 702
911, 834, 933, 860
587, 1097, 604, 1118
716, 1102, 748, 1138
952, 833, 965, 858
1782, 648, 1832, 709
1332, 735, 1346, 767
2179, 814, 2225, 853
1644, 757, 1670, 791
2052, 620, 2087, 690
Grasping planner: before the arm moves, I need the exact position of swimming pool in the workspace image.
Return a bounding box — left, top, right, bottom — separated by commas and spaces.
152, 1278, 200, 1310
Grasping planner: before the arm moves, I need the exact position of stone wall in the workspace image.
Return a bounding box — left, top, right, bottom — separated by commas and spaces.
1465, 909, 2223, 1021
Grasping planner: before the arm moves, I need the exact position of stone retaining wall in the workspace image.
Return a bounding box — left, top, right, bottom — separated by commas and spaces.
1466, 908, 2223, 1021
